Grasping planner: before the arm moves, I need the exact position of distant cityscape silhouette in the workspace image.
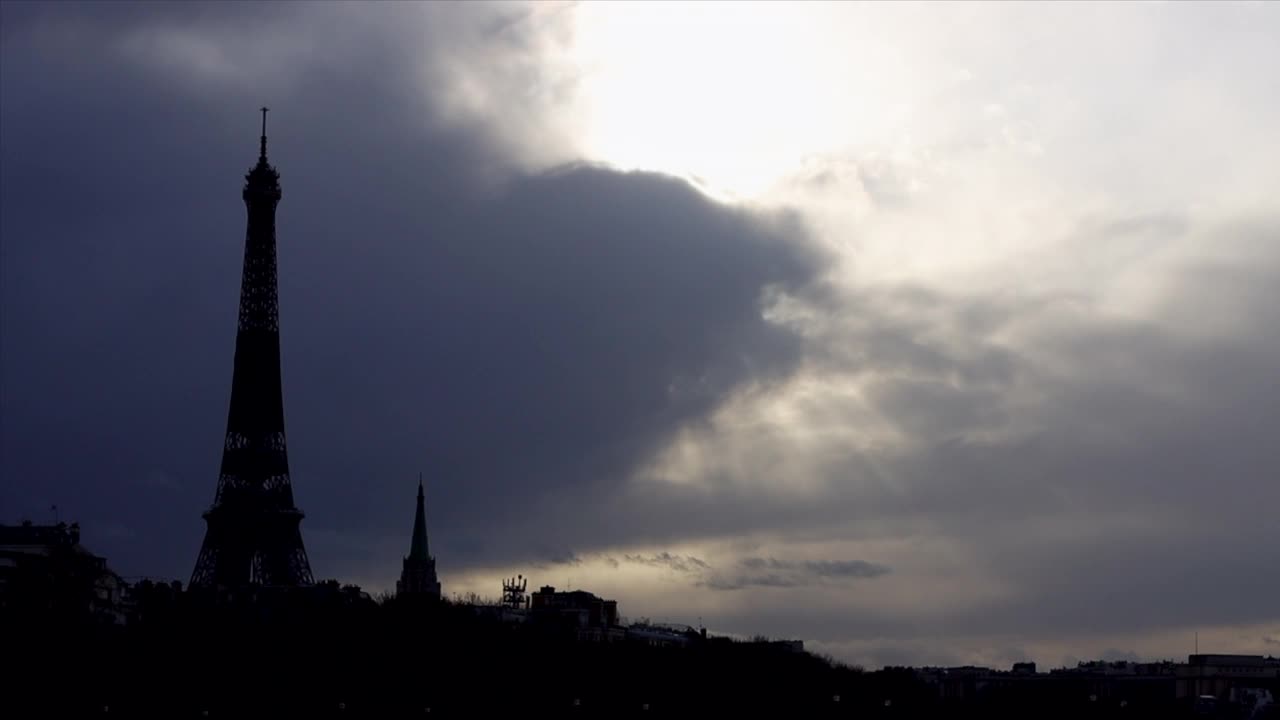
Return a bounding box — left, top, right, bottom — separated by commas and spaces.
2, 115, 1276, 719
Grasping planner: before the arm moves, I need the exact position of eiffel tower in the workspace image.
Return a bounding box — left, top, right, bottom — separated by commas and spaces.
189, 109, 314, 588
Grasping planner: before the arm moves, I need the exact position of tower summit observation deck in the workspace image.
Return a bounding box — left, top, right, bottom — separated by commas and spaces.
190, 109, 314, 588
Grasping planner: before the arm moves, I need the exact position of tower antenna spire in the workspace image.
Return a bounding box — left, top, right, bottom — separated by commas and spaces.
259, 106, 269, 160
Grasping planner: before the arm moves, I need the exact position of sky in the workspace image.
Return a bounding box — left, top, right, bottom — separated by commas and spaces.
2, 0, 1278, 670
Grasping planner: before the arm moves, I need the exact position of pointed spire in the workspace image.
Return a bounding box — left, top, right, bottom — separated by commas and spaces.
259, 106, 269, 161
408, 473, 430, 560
243, 106, 280, 200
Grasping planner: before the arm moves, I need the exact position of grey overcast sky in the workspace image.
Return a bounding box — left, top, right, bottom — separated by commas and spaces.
2, 1, 1278, 669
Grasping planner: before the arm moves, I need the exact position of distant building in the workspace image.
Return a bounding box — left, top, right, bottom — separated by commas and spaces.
530, 585, 618, 626
121, 578, 184, 625
313, 578, 376, 606
915, 665, 997, 701
1059, 660, 1143, 677
768, 639, 806, 653
625, 622, 704, 648
915, 654, 1280, 711
0, 520, 126, 625
396, 479, 441, 601
1175, 654, 1280, 700
530, 585, 622, 641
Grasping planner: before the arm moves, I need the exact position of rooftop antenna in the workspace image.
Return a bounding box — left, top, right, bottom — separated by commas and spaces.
1195, 631, 1198, 655
259, 106, 269, 161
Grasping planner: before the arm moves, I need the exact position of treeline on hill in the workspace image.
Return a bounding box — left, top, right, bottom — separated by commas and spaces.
5, 585, 1194, 719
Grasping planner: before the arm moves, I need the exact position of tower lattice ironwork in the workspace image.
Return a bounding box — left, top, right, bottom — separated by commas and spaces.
190, 108, 314, 588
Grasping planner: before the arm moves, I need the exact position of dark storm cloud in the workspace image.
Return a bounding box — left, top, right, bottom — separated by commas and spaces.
630, 218, 1280, 646
456, 209, 1275, 653
621, 552, 709, 573
537, 550, 584, 568
558, 551, 888, 590
739, 557, 890, 579
0, 2, 824, 581
703, 557, 890, 590
803, 560, 891, 579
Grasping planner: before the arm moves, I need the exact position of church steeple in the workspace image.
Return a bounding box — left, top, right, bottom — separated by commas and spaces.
397, 473, 441, 601
408, 474, 429, 560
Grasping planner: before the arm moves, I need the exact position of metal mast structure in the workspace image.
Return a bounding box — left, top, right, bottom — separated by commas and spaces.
190, 108, 314, 588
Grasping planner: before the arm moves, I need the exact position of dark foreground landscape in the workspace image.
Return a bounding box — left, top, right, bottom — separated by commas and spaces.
7, 581, 1277, 719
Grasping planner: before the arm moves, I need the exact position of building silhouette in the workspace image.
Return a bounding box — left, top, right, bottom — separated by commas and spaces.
189, 109, 314, 588
529, 584, 622, 642
396, 477, 441, 600
0, 520, 126, 625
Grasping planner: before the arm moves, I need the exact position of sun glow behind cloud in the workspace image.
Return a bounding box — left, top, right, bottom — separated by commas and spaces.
559, 1, 1095, 291
567, 1, 902, 204
559, 1, 1280, 283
